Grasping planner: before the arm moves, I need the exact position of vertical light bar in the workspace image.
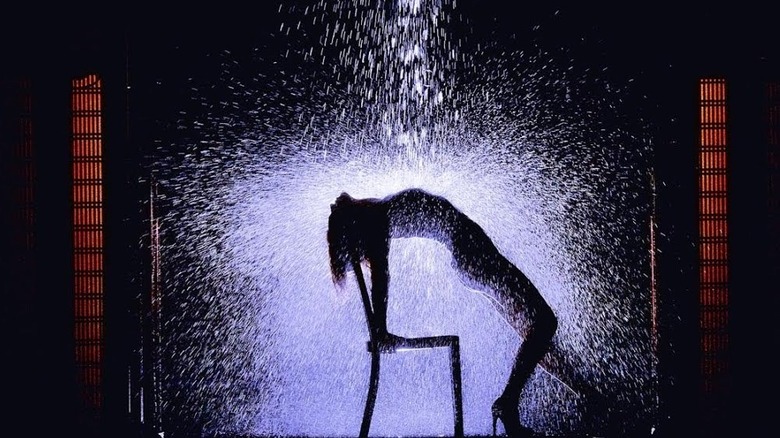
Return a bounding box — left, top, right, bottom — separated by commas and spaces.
648, 171, 659, 427
697, 78, 729, 397
149, 181, 164, 432
72, 74, 104, 417
649, 173, 658, 357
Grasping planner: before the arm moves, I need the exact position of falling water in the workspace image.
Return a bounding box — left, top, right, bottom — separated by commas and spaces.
151, 1, 655, 436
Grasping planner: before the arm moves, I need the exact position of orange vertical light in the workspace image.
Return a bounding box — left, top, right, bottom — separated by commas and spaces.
697, 78, 728, 397
71, 74, 104, 413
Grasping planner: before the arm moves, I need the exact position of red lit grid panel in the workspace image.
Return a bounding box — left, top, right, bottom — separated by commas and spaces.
72, 74, 104, 412
697, 78, 729, 396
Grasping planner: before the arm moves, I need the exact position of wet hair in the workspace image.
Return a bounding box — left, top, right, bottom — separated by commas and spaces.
327, 193, 356, 287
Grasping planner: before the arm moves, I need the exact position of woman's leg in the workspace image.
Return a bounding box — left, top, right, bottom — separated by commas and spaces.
453, 249, 558, 434
499, 304, 557, 405
470, 276, 557, 436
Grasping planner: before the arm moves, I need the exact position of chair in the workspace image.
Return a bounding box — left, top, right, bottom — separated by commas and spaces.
352, 261, 464, 438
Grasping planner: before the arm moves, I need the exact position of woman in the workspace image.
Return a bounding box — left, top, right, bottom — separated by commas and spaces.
327, 188, 586, 437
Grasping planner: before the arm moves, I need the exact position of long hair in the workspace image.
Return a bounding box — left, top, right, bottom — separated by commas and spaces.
327, 193, 356, 287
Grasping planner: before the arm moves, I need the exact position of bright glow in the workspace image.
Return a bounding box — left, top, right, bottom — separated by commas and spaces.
152, 1, 655, 436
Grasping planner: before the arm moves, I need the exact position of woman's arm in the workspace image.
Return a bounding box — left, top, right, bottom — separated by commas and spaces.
368, 254, 390, 337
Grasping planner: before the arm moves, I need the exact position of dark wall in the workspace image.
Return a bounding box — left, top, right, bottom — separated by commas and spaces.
1, 22, 135, 437
1, 2, 776, 436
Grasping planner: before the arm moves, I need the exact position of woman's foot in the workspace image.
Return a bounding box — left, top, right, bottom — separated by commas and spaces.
491, 397, 535, 438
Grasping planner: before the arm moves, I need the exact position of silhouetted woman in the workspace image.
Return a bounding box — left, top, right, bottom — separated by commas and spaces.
327, 188, 586, 437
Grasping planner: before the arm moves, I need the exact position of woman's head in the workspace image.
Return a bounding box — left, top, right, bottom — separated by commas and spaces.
327, 192, 357, 287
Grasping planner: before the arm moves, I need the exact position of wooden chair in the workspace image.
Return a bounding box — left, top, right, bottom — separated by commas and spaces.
352, 261, 464, 438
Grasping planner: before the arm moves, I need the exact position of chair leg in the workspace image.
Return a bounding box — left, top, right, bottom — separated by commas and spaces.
360, 351, 381, 438
450, 340, 464, 438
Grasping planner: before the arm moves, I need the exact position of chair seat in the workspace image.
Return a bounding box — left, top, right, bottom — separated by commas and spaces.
367, 334, 459, 354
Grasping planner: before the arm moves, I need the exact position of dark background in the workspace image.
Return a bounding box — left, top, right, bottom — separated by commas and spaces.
2, 1, 776, 436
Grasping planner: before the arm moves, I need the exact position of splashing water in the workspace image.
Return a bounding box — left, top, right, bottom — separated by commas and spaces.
152, 1, 655, 436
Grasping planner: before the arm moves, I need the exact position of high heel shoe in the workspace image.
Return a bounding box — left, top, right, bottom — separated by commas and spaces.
491, 397, 534, 438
